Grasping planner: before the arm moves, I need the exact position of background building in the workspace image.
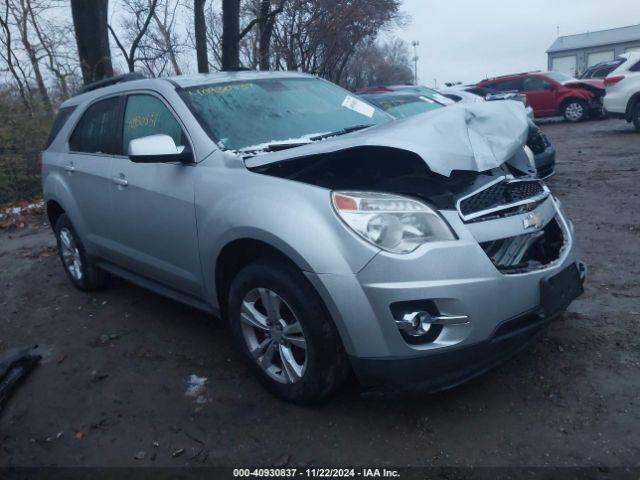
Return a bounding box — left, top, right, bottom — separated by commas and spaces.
547, 24, 640, 77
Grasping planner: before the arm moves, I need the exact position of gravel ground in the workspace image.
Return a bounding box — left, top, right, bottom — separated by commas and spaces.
0, 118, 639, 468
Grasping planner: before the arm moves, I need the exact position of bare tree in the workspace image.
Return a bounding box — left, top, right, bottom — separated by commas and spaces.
25, 0, 77, 99
7, 0, 52, 115
246, 0, 285, 70
108, 0, 159, 73
271, 0, 402, 86
194, 0, 208, 73
150, 0, 182, 75
70, 0, 113, 84
0, 0, 29, 109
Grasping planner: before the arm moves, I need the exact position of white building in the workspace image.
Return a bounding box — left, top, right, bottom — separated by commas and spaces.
547, 24, 640, 77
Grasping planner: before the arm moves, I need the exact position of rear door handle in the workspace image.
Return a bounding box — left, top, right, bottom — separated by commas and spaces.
111, 175, 128, 187
64, 163, 75, 173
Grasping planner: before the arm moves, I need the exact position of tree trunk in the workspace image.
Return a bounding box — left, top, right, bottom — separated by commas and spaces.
194, 0, 208, 73
70, 0, 113, 84
221, 0, 240, 70
257, 0, 270, 70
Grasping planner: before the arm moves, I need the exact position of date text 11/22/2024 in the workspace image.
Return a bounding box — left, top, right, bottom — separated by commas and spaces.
233, 468, 401, 478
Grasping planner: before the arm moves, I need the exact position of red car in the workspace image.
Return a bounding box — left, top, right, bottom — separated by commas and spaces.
477, 71, 605, 122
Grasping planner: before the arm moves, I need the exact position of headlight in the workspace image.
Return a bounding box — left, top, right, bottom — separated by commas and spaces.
331, 191, 456, 253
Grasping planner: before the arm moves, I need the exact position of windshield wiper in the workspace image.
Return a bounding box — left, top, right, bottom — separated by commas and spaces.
239, 141, 312, 158
239, 124, 375, 158
309, 124, 374, 141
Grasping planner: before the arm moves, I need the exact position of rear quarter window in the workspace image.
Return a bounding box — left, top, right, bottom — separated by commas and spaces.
45, 106, 76, 149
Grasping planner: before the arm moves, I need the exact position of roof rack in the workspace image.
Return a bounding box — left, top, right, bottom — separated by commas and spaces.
79, 73, 146, 94
484, 70, 542, 81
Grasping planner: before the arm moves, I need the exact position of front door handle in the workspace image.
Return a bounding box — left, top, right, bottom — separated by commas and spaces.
111, 175, 128, 187
64, 163, 75, 173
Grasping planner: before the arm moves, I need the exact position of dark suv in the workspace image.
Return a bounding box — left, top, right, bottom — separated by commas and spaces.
478, 71, 605, 122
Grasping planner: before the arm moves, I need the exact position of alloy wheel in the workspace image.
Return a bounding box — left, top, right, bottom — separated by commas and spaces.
240, 288, 307, 384
565, 102, 584, 122
59, 227, 83, 281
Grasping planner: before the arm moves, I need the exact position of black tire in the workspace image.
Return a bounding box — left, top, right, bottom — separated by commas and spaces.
632, 102, 640, 132
562, 99, 588, 122
54, 214, 108, 291
228, 259, 349, 404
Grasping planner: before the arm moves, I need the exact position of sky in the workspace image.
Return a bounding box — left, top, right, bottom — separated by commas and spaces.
392, 0, 640, 87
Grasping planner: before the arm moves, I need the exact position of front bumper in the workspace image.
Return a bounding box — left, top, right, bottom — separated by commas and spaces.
350, 309, 558, 393
305, 196, 584, 392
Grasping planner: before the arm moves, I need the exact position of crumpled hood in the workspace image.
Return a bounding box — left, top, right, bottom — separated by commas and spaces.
244, 101, 530, 177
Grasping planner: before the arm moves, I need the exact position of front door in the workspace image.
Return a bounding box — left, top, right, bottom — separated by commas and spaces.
108, 93, 203, 297
521, 76, 557, 116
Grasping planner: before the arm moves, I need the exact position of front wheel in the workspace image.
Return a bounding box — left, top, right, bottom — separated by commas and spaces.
228, 259, 349, 403
54, 214, 108, 291
562, 99, 587, 122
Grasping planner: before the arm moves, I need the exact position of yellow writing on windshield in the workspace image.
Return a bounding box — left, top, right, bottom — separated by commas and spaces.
127, 113, 159, 130
189, 83, 254, 97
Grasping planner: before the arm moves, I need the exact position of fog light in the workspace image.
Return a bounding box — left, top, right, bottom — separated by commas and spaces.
396, 311, 433, 337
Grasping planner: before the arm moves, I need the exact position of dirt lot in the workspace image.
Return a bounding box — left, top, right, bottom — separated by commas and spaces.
1, 118, 639, 468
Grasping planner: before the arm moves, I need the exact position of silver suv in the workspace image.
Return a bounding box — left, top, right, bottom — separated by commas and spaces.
42, 71, 585, 403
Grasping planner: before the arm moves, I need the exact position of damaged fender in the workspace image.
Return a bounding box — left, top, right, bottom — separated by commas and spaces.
245, 101, 530, 177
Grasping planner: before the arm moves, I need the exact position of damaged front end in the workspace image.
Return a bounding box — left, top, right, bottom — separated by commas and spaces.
245, 101, 571, 275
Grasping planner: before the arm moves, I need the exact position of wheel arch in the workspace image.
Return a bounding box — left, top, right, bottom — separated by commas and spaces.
46, 200, 65, 230
625, 92, 640, 119
214, 237, 312, 319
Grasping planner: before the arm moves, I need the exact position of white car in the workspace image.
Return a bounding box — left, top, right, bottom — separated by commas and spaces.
440, 86, 535, 120
603, 52, 640, 131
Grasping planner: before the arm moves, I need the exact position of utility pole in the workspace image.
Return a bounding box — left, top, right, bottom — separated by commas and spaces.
411, 40, 420, 85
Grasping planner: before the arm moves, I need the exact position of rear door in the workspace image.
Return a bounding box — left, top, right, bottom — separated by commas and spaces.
107, 92, 203, 296
521, 76, 558, 116
65, 96, 124, 255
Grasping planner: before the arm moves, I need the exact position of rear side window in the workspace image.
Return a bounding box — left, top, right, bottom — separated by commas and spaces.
630, 61, 640, 72
46, 106, 76, 148
69, 97, 122, 155
122, 94, 185, 153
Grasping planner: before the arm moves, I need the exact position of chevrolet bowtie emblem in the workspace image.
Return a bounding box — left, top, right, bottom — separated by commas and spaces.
523, 212, 545, 230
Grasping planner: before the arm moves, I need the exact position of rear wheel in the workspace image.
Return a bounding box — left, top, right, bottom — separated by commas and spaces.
562, 99, 587, 122
632, 102, 640, 132
54, 214, 108, 291
228, 259, 349, 403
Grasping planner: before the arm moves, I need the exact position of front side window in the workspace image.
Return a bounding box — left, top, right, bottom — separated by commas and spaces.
181, 77, 391, 152
122, 94, 185, 153
522, 77, 552, 91
545, 71, 576, 83
69, 97, 121, 155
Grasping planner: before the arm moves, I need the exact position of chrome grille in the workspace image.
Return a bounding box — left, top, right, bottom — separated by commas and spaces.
457, 177, 548, 222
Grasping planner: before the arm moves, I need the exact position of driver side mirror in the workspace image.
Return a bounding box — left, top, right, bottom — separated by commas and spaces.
128, 134, 193, 164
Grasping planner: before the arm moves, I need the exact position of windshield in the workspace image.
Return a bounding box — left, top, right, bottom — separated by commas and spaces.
546, 71, 576, 83
181, 77, 391, 151
364, 94, 444, 119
